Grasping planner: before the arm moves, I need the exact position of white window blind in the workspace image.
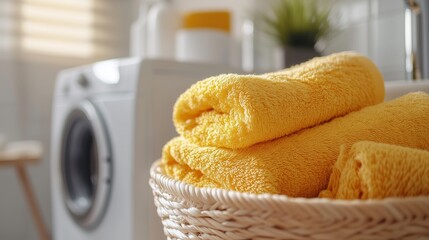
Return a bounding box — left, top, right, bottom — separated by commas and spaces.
0, 0, 129, 61
0, 0, 16, 54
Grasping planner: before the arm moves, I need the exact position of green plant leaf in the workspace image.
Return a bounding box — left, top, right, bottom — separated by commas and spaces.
259, 0, 332, 48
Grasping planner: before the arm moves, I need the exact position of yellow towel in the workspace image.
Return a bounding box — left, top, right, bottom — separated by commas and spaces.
163, 92, 429, 197
173, 52, 385, 149
319, 141, 429, 199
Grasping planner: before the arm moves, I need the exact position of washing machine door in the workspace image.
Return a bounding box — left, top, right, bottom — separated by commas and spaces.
61, 100, 112, 229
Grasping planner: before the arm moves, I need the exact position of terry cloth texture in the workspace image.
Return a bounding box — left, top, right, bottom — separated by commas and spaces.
319, 141, 429, 199
173, 52, 385, 149
163, 92, 429, 197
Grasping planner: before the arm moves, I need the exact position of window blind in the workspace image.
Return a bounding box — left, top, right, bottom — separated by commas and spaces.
0, 0, 16, 54
0, 0, 129, 61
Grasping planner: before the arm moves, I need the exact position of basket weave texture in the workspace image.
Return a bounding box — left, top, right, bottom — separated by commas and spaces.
150, 160, 429, 240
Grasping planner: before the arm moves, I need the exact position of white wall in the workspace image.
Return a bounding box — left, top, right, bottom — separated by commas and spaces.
0, 58, 92, 240
0, 58, 26, 240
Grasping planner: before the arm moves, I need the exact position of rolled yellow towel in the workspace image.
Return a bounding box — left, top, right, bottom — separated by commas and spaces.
319, 141, 429, 199
163, 92, 429, 197
174, 52, 385, 149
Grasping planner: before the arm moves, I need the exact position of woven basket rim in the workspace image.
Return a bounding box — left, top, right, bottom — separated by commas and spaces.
150, 160, 429, 212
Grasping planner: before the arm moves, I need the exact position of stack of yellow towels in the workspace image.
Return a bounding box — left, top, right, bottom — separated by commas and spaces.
162, 52, 429, 199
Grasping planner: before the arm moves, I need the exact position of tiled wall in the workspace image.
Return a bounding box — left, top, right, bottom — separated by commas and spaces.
168, 0, 407, 79
324, 0, 406, 81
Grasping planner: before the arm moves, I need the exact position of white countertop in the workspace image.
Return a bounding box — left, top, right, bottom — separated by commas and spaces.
385, 80, 429, 101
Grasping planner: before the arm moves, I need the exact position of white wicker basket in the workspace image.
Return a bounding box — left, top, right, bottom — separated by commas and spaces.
149, 160, 429, 240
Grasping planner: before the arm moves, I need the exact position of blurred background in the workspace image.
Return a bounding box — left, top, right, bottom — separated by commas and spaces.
0, 0, 423, 239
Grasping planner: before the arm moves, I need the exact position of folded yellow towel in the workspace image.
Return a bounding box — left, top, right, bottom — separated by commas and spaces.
173, 52, 385, 149
163, 92, 429, 197
319, 141, 429, 199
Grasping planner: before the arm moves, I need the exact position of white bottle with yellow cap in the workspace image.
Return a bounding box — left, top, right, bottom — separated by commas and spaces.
175, 11, 231, 65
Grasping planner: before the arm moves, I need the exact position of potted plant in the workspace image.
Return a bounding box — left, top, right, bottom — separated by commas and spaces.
260, 0, 331, 68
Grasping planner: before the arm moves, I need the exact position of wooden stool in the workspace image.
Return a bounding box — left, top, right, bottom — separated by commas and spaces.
0, 141, 50, 240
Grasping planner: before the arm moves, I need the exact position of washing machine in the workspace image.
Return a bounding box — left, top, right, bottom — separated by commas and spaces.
50, 58, 234, 240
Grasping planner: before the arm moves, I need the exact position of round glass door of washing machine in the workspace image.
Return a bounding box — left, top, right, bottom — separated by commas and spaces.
61, 100, 112, 229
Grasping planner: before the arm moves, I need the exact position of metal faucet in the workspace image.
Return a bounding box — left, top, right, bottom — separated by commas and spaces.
404, 0, 429, 80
